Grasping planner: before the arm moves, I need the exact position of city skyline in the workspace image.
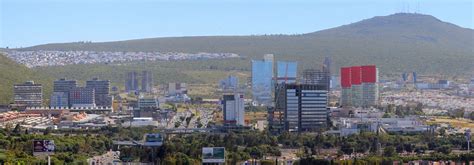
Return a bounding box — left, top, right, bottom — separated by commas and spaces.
0, 1, 473, 163
1, 0, 473, 47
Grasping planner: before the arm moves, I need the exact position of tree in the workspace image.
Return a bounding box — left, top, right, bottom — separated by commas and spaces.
44, 127, 52, 135
436, 145, 452, 154
383, 146, 396, 157
12, 124, 21, 135
4, 123, 13, 135
382, 113, 391, 118
469, 112, 474, 120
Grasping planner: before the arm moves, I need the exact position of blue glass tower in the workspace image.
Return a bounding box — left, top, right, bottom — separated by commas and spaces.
252, 57, 273, 106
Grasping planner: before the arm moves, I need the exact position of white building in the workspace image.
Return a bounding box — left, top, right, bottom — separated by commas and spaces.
168, 83, 187, 96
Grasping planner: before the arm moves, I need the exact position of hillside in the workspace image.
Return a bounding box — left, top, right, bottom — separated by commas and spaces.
0, 53, 53, 104
21, 13, 474, 76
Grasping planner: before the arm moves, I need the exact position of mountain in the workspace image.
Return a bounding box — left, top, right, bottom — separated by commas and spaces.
0, 53, 52, 104
21, 13, 474, 75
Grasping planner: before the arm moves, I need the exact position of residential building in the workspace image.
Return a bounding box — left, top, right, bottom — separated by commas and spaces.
51, 78, 77, 107
69, 87, 95, 107
251, 54, 274, 106
340, 67, 352, 106
340, 65, 379, 107
222, 93, 245, 126
14, 81, 43, 107
125, 72, 139, 92
361, 65, 378, 107
50, 92, 69, 107
53, 78, 77, 93
350, 66, 363, 107
86, 78, 112, 107
141, 71, 153, 93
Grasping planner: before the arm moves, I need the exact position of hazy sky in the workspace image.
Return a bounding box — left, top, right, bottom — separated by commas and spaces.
1, 0, 473, 48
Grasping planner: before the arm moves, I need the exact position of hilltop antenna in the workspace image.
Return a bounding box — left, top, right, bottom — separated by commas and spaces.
415, 2, 420, 14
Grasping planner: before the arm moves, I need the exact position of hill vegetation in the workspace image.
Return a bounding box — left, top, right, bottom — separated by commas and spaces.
0, 53, 52, 104
1, 13, 473, 103
22, 13, 474, 76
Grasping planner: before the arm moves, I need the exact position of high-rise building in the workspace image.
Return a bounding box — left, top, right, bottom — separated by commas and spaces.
219, 75, 239, 90
323, 57, 331, 74
14, 81, 43, 107
86, 78, 111, 107
51, 78, 77, 107
222, 93, 245, 126
275, 84, 328, 132
340, 67, 352, 106
53, 78, 77, 93
413, 72, 417, 83
69, 87, 95, 107
402, 72, 408, 82
340, 65, 379, 107
251, 55, 274, 106
361, 65, 378, 107
302, 69, 329, 88
50, 92, 69, 107
350, 66, 363, 107
141, 71, 154, 93
323, 57, 332, 88
125, 72, 139, 92
330, 75, 340, 89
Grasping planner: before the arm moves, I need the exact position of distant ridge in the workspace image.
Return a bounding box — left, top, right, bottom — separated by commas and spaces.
19, 13, 474, 75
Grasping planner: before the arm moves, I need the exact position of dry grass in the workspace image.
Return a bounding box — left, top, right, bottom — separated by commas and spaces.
426, 117, 474, 130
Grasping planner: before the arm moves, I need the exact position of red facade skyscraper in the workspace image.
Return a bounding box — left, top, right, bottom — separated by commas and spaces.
350, 66, 362, 85
341, 67, 352, 88
361, 65, 377, 83
340, 65, 379, 107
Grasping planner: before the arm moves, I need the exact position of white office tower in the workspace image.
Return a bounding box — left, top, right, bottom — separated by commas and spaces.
222, 93, 245, 126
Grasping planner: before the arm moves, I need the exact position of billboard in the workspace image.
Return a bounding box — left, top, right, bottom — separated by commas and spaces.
33, 140, 55, 156
202, 147, 225, 163
143, 133, 163, 146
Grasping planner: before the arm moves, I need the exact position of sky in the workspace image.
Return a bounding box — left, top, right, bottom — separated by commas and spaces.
0, 0, 473, 48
